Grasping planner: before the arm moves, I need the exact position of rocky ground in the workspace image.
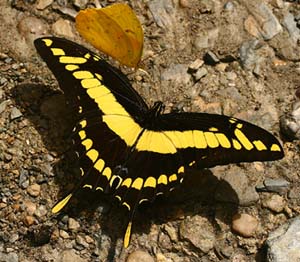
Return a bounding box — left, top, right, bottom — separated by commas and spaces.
0, 0, 300, 261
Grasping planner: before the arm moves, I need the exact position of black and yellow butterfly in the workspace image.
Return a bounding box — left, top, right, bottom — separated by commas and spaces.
34, 37, 284, 247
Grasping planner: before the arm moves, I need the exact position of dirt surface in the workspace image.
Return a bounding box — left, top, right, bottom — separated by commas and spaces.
0, 0, 300, 262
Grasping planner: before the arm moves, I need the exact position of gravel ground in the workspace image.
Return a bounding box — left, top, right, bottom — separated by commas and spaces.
0, 0, 300, 262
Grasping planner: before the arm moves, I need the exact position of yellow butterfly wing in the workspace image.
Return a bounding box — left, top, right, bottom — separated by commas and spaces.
76, 3, 143, 68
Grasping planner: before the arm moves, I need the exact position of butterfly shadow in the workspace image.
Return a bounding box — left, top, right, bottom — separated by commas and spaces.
11, 83, 239, 259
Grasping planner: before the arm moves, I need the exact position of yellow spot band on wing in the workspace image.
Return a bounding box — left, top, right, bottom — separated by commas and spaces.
144, 177, 156, 188
103, 167, 112, 180
178, 166, 184, 173
234, 129, 254, 150
87, 85, 111, 99
95, 73, 103, 80
232, 139, 242, 150
42, 39, 52, 46
209, 127, 218, 131
253, 140, 267, 151
65, 64, 79, 71
80, 120, 87, 128
124, 222, 132, 248
122, 202, 130, 211
59, 56, 87, 64
122, 178, 132, 188
86, 149, 99, 162
79, 130, 86, 140
82, 139, 93, 151
73, 70, 94, 79
52, 193, 72, 213
158, 174, 168, 185
204, 132, 219, 148
131, 178, 143, 190
169, 174, 177, 182
51, 48, 65, 56
94, 159, 105, 172
215, 133, 231, 148
271, 144, 281, 152
83, 184, 92, 189
81, 78, 101, 88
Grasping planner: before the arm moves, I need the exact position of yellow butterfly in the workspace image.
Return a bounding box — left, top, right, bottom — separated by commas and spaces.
76, 3, 143, 68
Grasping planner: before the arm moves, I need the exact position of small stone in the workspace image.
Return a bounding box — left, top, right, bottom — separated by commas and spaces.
61, 250, 86, 262
24, 215, 35, 226
163, 224, 178, 242
194, 67, 208, 81
9, 233, 19, 243
0, 100, 10, 115
180, 216, 215, 253
224, 1, 234, 11
85, 235, 94, 244
73, 0, 88, 9
36, 0, 53, 10
179, 0, 189, 8
76, 235, 89, 248
27, 184, 41, 197
24, 201, 37, 215
10, 107, 22, 120
52, 18, 74, 38
266, 217, 300, 262
263, 195, 285, 213
232, 213, 258, 237
188, 58, 204, 71
256, 178, 290, 195
127, 250, 155, 262
68, 217, 80, 230
204, 51, 219, 65
35, 205, 47, 217
59, 230, 70, 239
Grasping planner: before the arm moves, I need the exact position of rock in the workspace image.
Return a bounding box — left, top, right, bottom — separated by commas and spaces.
163, 224, 178, 242
188, 58, 204, 71
59, 230, 70, 239
179, 0, 189, 8
194, 67, 208, 81
68, 218, 80, 231
224, 1, 234, 11
263, 195, 285, 213
239, 39, 263, 71
52, 18, 74, 38
203, 51, 219, 65
17, 16, 48, 44
10, 107, 22, 120
242, 1, 282, 40
256, 178, 290, 195
232, 213, 258, 237
0, 100, 10, 115
75, 235, 89, 248
161, 64, 191, 85
266, 217, 300, 262
148, 0, 175, 29
26, 184, 41, 197
24, 215, 35, 226
282, 12, 300, 44
36, 0, 53, 10
127, 250, 155, 262
60, 250, 86, 262
193, 28, 219, 50
215, 166, 259, 206
280, 101, 300, 140
0, 252, 19, 262
24, 201, 37, 215
34, 205, 47, 217
73, 0, 88, 9
180, 216, 215, 253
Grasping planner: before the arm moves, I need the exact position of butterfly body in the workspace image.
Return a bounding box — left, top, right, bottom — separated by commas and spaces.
34, 37, 284, 247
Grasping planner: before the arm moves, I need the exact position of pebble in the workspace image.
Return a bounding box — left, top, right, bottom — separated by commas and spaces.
0, 100, 10, 115
204, 51, 219, 65
232, 213, 258, 237
266, 217, 300, 262
17, 16, 48, 42
52, 18, 74, 38
180, 216, 215, 253
73, 0, 88, 9
194, 67, 208, 81
76, 235, 89, 248
280, 101, 300, 140
163, 224, 178, 242
68, 217, 80, 230
27, 184, 41, 197
188, 58, 204, 71
0, 252, 19, 262
36, 0, 53, 10
10, 107, 22, 120
60, 250, 86, 262
59, 230, 70, 239
148, 0, 175, 29
224, 1, 234, 11
34, 205, 47, 217
256, 178, 290, 195
215, 166, 259, 206
179, 0, 189, 8
193, 28, 219, 50
24, 215, 35, 226
126, 250, 155, 262
24, 201, 37, 215
263, 195, 285, 213
161, 64, 191, 85
282, 12, 300, 44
